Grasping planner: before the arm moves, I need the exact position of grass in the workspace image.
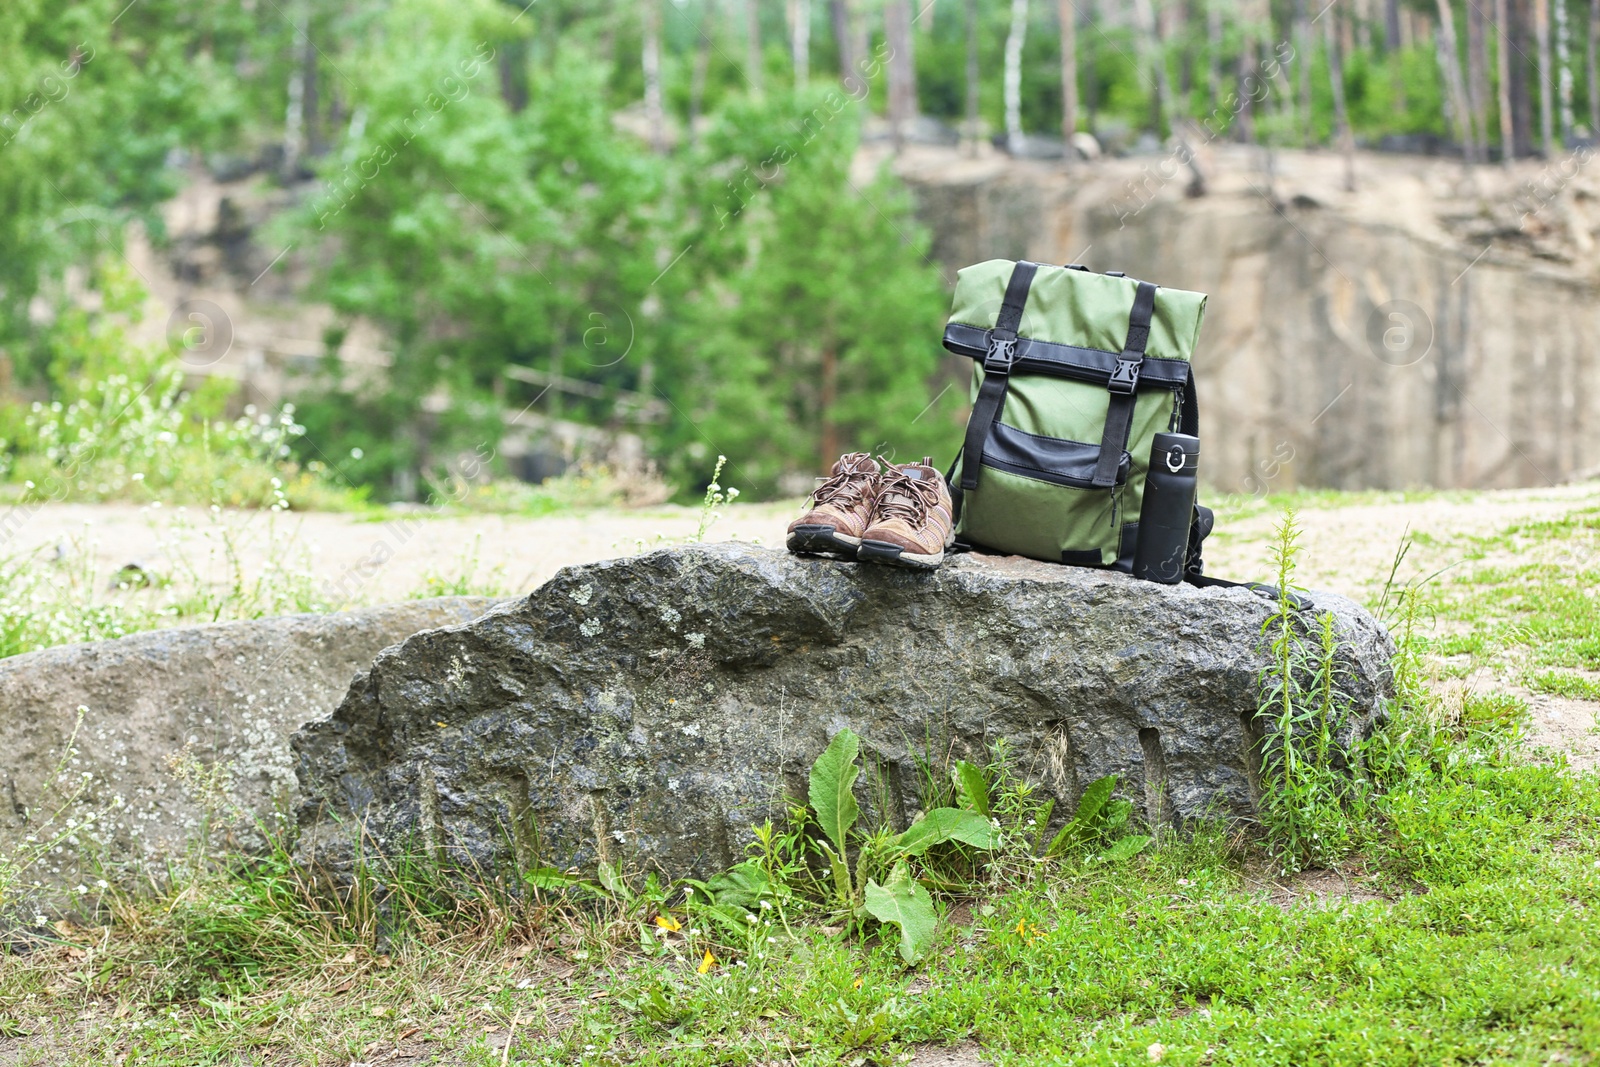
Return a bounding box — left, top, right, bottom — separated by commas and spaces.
2, 493, 1599, 1065
1406, 501, 1600, 691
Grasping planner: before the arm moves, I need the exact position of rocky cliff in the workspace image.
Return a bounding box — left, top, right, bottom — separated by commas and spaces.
890, 143, 1600, 493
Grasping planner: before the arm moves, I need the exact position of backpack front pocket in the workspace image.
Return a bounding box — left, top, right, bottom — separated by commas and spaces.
959, 423, 1129, 564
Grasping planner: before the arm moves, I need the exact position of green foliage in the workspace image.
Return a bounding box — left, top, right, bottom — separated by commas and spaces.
691, 455, 739, 542
861, 862, 937, 965
954, 759, 991, 818
802, 728, 998, 961
1254, 508, 1367, 872
1528, 669, 1600, 701
808, 729, 863, 857
1044, 773, 1151, 862
660, 87, 952, 496
0, 0, 236, 350
289, 0, 661, 491
0, 267, 353, 510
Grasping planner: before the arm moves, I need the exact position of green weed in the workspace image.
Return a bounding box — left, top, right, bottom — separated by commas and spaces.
1253, 508, 1366, 872
1528, 669, 1600, 702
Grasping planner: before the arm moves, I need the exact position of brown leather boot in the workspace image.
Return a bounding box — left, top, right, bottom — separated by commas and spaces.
785, 452, 883, 559
857, 458, 955, 570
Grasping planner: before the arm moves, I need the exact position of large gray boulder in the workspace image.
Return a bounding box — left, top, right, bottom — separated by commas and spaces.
0, 598, 506, 891
293, 545, 1393, 882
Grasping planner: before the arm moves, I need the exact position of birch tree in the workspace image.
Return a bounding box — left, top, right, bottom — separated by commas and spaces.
642, 0, 665, 152
1058, 0, 1078, 145
789, 0, 811, 85
1004, 0, 1030, 153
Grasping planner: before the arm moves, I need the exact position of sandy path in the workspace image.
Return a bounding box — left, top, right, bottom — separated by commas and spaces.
1203, 483, 1600, 602
6, 484, 1596, 609
1, 499, 798, 608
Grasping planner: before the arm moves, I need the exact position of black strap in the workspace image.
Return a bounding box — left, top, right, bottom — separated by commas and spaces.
1091, 280, 1158, 489
1186, 572, 1313, 612
960, 261, 1039, 492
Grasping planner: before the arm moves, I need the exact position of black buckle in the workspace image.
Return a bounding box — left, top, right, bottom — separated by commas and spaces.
1109, 355, 1141, 395
984, 331, 1018, 373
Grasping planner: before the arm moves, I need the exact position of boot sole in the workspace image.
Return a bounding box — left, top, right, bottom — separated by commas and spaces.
786, 525, 861, 559
857, 539, 945, 570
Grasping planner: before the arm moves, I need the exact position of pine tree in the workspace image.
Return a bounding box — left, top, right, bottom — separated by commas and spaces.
663, 90, 952, 494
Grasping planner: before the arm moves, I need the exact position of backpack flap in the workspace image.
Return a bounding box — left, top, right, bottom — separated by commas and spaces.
944, 260, 1208, 567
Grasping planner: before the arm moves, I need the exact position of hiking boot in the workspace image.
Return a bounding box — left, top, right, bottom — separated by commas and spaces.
786, 452, 882, 559
857, 458, 955, 570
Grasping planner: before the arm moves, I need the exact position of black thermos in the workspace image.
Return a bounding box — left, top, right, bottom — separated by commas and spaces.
1131, 432, 1199, 584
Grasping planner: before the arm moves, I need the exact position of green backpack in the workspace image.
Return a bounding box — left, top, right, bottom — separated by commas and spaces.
943, 259, 1214, 576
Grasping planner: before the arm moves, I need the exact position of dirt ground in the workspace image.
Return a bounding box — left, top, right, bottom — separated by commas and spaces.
1, 499, 797, 608
9, 483, 1597, 608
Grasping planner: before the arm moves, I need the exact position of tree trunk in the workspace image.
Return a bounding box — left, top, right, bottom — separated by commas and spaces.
1326, 16, 1358, 189
1385, 0, 1402, 49
1177, 0, 1193, 99
1589, 0, 1599, 135
642, 0, 666, 152
789, 0, 811, 86
886, 0, 917, 151
283, 0, 307, 180
1468, 0, 1491, 158
302, 18, 322, 156
1499, 0, 1518, 160
747, 0, 765, 97
1085, 0, 1100, 125
1537, 0, 1555, 153
690, 0, 715, 140
1236, 37, 1257, 143
832, 0, 860, 90
965, 0, 981, 152
1207, 0, 1222, 109
1557, 0, 1574, 140
1434, 0, 1480, 160
1295, 0, 1312, 146
498, 40, 530, 113
1510, 0, 1536, 154
1132, 0, 1173, 137
1004, 0, 1030, 153
1058, 0, 1079, 147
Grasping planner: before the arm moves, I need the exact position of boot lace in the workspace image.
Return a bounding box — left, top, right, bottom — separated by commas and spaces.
812, 452, 878, 508
873, 468, 942, 523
